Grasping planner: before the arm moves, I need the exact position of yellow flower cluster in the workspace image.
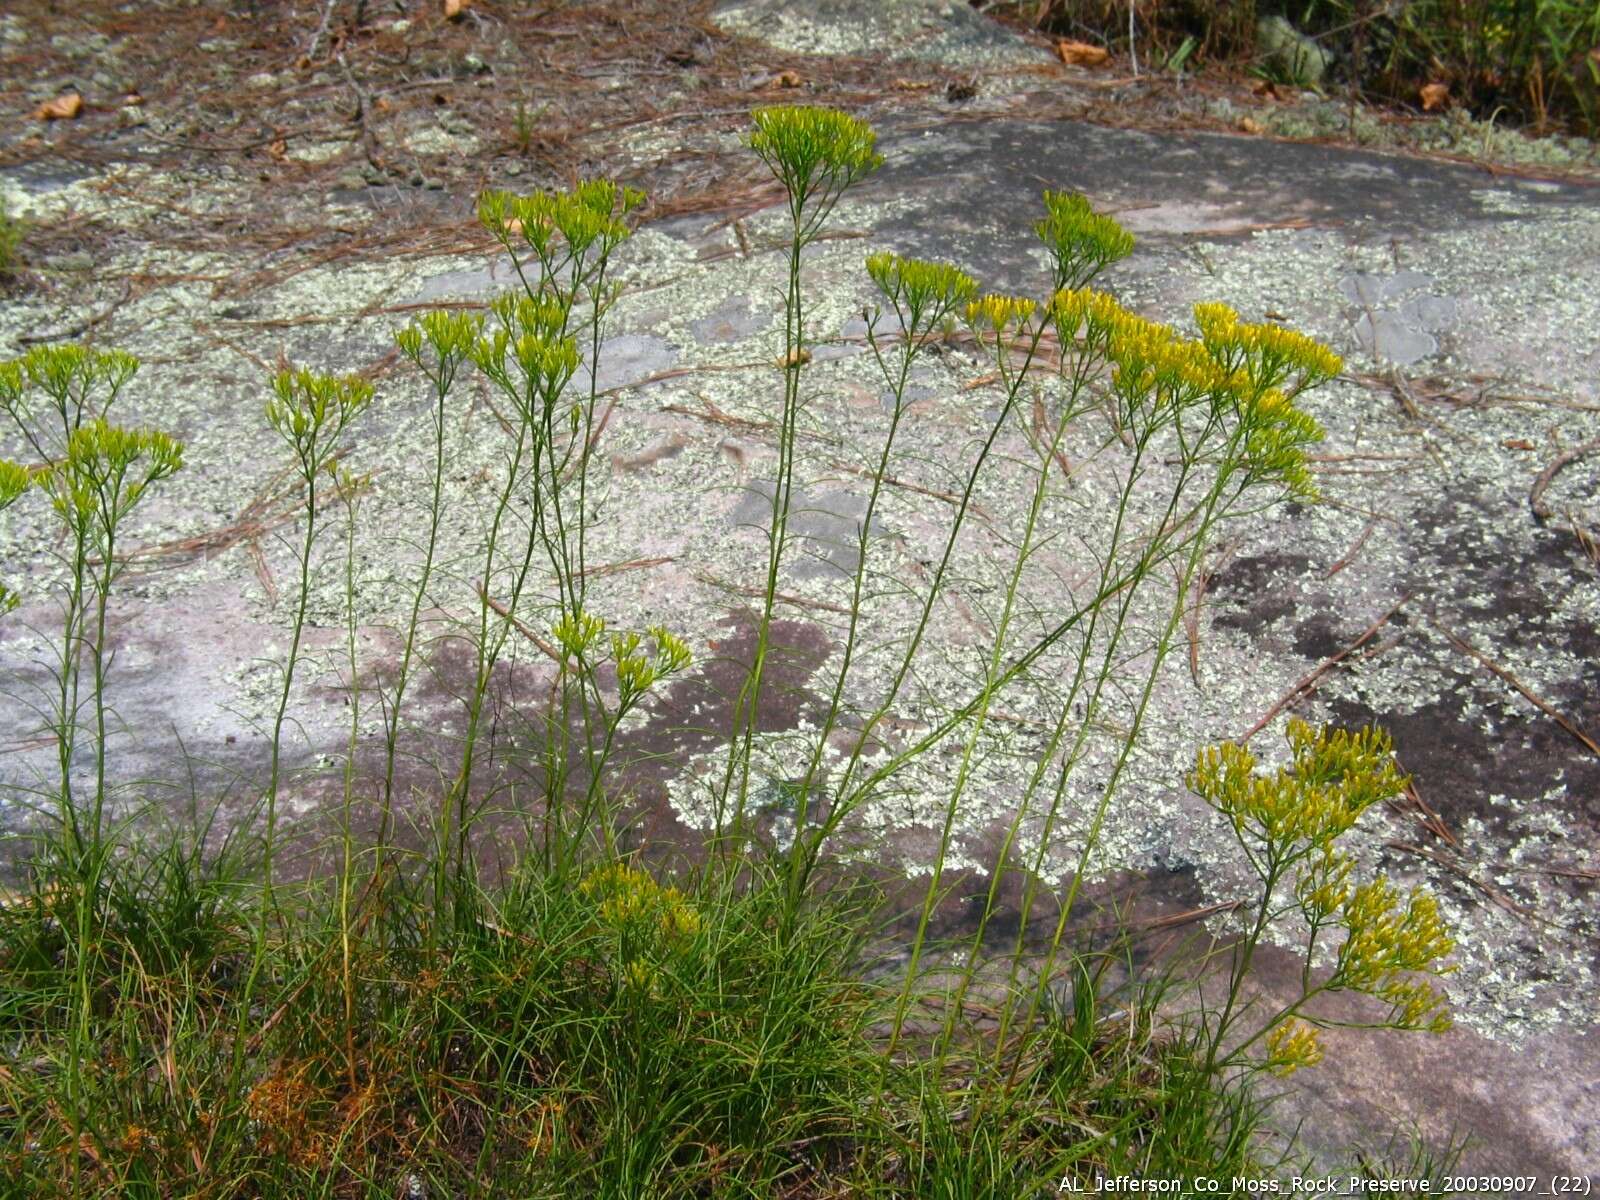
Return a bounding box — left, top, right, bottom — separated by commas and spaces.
581, 861, 704, 942
749, 105, 882, 197
1190, 720, 1455, 1043
965, 293, 1036, 333
1337, 877, 1455, 1031
1194, 302, 1343, 397
1265, 1019, 1324, 1076
865, 252, 977, 328
1035, 190, 1136, 290
1189, 719, 1408, 850
478, 180, 643, 258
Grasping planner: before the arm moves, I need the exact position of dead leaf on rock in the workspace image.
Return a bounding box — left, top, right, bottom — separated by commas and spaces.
268, 137, 288, 161
1056, 39, 1109, 67
33, 92, 84, 121
1420, 82, 1450, 111
444, 0, 468, 18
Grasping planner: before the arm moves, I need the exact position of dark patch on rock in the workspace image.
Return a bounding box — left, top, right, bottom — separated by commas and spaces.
1210, 552, 1312, 635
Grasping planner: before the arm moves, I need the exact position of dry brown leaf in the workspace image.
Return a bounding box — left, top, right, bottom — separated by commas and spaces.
33, 92, 84, 121
1055, 39, 1109, 68
268, 137, 288, 161
444, 0, 468, 17
1503, 438, 1536, 451
767, 70, 803, 89
1237, 115, 1265, 135
1420, 82, 1450, 111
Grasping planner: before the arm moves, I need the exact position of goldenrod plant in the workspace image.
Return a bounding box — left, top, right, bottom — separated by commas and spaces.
0, 347, 184, 1196
1188, 720, 1454, 1077
716, 106, 882, 845
260, 367, 374, 901
0, 106, 1463, 1195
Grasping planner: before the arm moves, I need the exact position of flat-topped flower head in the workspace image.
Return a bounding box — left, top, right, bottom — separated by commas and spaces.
1036, 191, 1135, 291
1048, 287, 1142, 349
965, 293, 1036, 334
46, 419, 184, 533
1266, 1019, 1324, 1076
865, 251, 977, 330
2, 344, 140, 439
479, 180, 641, 259
612, 624, 693, 707
396, 311, 483, 377
749, 105, 882, 210
1195, 302, 1342, 397
266, 369, 374, 475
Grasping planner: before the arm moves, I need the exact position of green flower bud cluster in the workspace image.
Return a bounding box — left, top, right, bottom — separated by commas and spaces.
1, 344, 142, 467
0, 458, 33, 617
478, 180, 645, 261
43, 418, 184, 536
472, 294, 580, 415
1036, 189, 1136, 291
265, 369, 375, 478
1190, 719, 1456, 1071
396, 310, 483, 388
865, 252, 977, 334
580, 861, 705, 997
749, 105, 882, 211
552, 610, 692, 711
0, 344, 138, 419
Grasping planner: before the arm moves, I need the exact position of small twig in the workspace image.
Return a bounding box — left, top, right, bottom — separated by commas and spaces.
1529, 435, 1600, 523
1324, 515, 1379, 578
475, 582, 566, 666
1239, 594, 1412, 741
1386, 841, 1542, 925
337, 51, 383, 170
1386, 778, 1458, 847
1433, 620, 1600, 759
307, 0, 339, 62
18, 283, 133, 345
695, 571, 852, 616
